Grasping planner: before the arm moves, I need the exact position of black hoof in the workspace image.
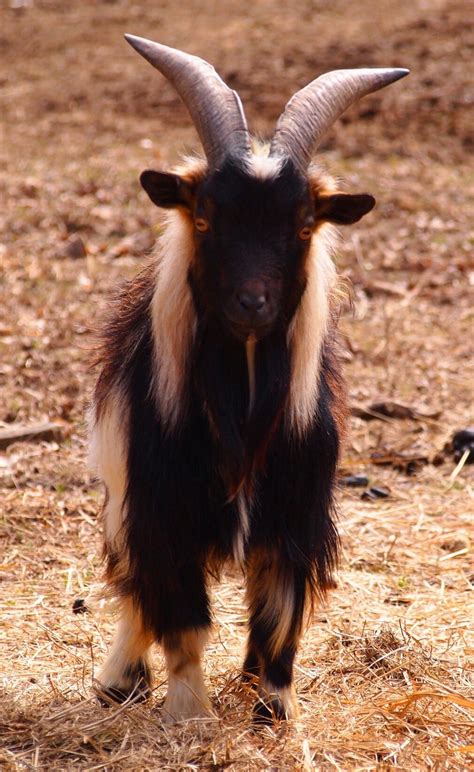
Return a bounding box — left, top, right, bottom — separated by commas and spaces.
95, 660, 152, 706
252, 695, 287, 725
95, 680, 152, 707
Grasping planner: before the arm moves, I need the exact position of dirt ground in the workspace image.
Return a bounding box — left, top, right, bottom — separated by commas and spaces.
1, 0, 473, 768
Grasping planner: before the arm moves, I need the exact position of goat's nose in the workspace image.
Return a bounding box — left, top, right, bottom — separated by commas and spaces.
237, 290, 267, 311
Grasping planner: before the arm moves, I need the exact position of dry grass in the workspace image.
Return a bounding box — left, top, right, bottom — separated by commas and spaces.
1, 0, 473, 768
1, 473, 473, 768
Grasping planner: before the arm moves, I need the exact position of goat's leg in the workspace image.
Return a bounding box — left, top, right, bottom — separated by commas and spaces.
96, 596, 154, 704
241, 645, 260, 685
92, 401, 155, 703
153, 562, 212, 722
162, 627, 212, 722
245, 550, 307, 722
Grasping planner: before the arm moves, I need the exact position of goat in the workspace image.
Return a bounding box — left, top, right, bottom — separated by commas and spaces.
89, 34, 408, 723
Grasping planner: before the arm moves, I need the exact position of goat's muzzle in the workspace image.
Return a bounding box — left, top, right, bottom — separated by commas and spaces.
225, 279, 276, 340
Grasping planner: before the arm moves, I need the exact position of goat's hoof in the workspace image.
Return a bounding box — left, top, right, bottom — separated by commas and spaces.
162, 700, 213, 724
252, 695, 288, 725
252, 686, 299, 725
95, 679, 152, 706
162, 707, 213, 724
94, 661, 152, 707
162, 688, 213, 724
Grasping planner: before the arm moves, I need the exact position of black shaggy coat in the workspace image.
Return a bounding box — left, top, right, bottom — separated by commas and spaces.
90, 156, 366, 722
94, 262, 343, 644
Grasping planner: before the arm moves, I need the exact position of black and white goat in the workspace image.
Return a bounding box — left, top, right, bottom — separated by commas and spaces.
90, 35, 408, 723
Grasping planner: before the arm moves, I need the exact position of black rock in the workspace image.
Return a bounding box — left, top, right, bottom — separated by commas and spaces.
452, 428, 474, 463
72, 598, 88, 615
339, 474, 369, 488
361, 486, 390, 501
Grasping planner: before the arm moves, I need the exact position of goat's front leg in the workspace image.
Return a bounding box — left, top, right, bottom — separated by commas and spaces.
154, 560, 214, 723
96, 596, 154, 704
244, 550, 307, 722
162, 627, 212, 722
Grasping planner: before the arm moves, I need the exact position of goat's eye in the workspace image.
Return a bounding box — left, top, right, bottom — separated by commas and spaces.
195, 218, 210, 233
299, 226, 313, 241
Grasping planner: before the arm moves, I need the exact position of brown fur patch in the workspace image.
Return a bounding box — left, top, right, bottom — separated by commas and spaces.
307, 166, 339, 203
246, 550, 303, 659
91, 263, 156, 420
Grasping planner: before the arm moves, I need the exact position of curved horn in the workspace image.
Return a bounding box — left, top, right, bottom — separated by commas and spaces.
125, 34, 251, 169
270, 68, 409, 172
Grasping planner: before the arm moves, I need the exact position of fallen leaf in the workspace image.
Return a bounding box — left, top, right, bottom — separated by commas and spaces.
351, 401, 441, 422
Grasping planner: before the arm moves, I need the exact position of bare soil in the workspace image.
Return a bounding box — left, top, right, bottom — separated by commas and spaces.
1, 0, 473, 768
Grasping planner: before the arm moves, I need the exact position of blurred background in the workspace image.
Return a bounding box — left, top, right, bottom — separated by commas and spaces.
1, 0, 472, 426
1, 0, 473, 767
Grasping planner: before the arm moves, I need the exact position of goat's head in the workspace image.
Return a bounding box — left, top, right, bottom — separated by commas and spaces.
126, 35, 408, 342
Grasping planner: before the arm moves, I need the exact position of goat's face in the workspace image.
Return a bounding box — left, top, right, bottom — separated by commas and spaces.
191, 159, 315, 341
141, 156, 375, 342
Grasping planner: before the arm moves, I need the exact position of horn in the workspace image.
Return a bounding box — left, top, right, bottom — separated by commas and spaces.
124, 34, 251, 169
270, 68, 409, 172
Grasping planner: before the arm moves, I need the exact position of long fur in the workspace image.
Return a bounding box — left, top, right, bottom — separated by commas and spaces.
146, 189, 339, 439
150, 158, 206, 431
90, 151, 345, 719
287, 223, 338, 436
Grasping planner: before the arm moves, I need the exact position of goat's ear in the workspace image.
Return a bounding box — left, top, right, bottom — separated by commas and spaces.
314, 193, 375, 225
140, 170, 195, 209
